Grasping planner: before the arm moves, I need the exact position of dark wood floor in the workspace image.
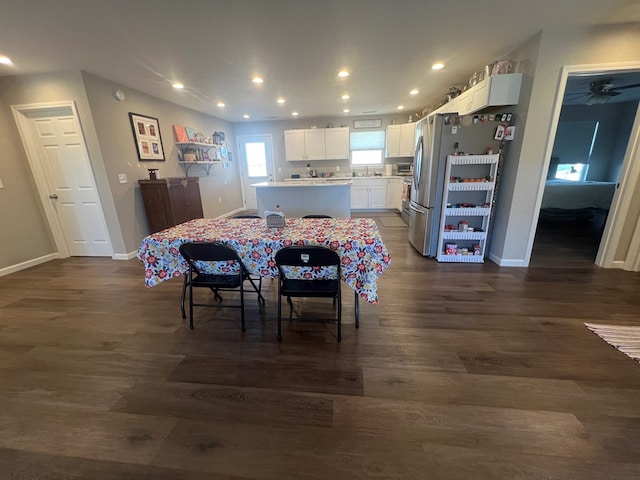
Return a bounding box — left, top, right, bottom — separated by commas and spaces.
1, 211, 640, 479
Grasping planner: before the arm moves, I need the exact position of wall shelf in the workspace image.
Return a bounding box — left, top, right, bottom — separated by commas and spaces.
178, 161, 220, 176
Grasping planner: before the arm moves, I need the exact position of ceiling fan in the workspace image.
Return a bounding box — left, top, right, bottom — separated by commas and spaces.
565, 78, 640, 105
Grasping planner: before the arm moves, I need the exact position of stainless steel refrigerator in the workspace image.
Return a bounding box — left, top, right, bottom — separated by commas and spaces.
408, 113, 504, 256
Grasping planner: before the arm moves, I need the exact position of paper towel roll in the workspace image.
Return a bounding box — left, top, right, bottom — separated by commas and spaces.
384, 164, 393, 176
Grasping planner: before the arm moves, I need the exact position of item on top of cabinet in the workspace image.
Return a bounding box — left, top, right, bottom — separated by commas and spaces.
148, 168, 159, 180
492, 60, 513, 75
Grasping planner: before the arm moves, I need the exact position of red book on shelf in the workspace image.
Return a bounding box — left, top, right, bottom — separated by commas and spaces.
173, 125, 189, 143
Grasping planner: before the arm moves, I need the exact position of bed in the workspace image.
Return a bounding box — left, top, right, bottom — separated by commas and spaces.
540, 179, 616, 218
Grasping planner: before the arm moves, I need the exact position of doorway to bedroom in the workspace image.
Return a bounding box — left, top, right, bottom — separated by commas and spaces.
531, 70, 640, 266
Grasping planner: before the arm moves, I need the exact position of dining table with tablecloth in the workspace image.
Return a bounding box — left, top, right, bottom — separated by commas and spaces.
136, 217, 391, 304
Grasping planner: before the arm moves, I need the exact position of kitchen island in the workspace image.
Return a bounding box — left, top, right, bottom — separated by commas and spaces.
252, 180, 352, 218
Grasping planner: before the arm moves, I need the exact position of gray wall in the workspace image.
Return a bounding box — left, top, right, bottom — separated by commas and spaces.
233, 113, 414, 181
0, 70, 245, 272
489, 23, 640, 265
3, 22, 640, 272
81, 72, 242, 252
0, 71, 111, 267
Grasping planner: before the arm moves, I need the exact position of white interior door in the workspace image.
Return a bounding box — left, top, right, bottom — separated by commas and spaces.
13, 102, 112, 257
237, 134, 274, 210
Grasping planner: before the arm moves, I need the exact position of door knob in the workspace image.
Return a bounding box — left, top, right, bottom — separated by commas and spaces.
49, 194, 58, 199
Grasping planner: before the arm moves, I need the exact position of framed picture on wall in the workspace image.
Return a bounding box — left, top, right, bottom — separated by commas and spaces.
129, 112, 165, 161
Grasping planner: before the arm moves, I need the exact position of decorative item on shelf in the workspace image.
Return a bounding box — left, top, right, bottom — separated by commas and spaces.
182, 147, 198, 162
147, 168, 159, 180
212, 131, 222, 145
172, 125, 189, 143
185, 127, 197, 142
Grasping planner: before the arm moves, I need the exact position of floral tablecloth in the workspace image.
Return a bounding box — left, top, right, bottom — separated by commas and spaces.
136, 217, 392, 303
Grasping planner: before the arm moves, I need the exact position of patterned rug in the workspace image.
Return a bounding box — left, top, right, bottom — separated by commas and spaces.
585, 323, 640, 364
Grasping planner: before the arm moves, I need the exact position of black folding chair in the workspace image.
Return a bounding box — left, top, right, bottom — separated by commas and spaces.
179, 242, 264, 330
275, 245, 342, 341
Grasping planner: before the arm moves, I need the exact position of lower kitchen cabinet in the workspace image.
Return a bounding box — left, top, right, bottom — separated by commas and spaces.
386, 178, 403, 210
138, 177, 203, 233
351, 178, 387, 209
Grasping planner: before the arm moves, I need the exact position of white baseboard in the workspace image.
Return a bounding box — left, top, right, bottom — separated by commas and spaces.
0, 253, 60, 277
218, 207, 245, 218
112, 251, 138, 261
488, 251, 527, 267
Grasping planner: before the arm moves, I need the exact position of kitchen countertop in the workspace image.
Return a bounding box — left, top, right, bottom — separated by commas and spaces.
252, 181, 352, 187
282, 175, 405, 182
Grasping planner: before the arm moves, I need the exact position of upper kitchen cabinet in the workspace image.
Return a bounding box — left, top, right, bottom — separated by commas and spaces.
284, 127, 349, 161
324, 127, 349, 160
434, 73, 523, 115
284, 128, 325, 161
385, 123, 416, 158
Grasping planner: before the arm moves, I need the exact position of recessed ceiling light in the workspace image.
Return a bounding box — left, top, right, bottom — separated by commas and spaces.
338, 70, 350, 78
341, 94, 350, 100
0, 56, 13, 65
343, 109, 350, 113
172, 83, 184, 89
243, 114, 250, 119
216, 102, 225, 108
410, 89, 419, 95
276, 97, 286, 104
292, 111, 299, 116
397, 105, 405, 110
252, 76, 264, 84
432, 63, 444, 70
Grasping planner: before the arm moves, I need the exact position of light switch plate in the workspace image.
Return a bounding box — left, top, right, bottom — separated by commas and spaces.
452, 126, 458, 134
118, 174, 127, 184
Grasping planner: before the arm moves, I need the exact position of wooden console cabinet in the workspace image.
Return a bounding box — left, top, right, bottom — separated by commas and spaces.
138, 177, 203, 233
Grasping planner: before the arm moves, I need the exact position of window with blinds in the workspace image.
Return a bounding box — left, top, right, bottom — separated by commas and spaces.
350, 130, 385, 165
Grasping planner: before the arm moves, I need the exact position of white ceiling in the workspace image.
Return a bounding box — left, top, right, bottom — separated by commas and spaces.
2, 0, 640, 122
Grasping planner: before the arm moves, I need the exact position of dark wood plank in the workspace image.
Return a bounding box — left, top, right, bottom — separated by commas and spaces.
0, 211, 639, 477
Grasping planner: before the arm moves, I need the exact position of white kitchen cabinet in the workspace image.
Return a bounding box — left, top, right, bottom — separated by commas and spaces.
386, 178, 402, 210
284, 127, 350, 161
385, 123, 416, 158
436, 154, 499, 263
284, 129, 325, 161
351, 178, 387, 209
324, 127, 349, 159
434, 73, 522, 115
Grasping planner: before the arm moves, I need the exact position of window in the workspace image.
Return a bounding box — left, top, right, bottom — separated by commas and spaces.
350, 130, 385, 166
245, 142, 267, 177
555, 163, 589, 181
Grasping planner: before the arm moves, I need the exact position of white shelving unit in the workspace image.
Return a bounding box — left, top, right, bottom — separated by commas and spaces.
436, 154, 499, 263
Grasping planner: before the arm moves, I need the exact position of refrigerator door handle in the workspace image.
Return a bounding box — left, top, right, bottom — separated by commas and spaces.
409, 203, 426, 214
